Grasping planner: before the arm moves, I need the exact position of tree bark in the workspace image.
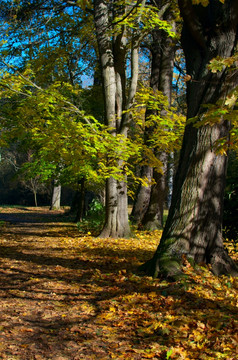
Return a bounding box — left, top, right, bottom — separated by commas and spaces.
140, 0, 238, 278
94, 0, 145, 238
141, 15, 175, 230
142, 153, 168, 230
94, 0, 131, 238
75, 178, 86, 223
33, 190, 38, 207
50, 181, 61, 210
130, 165, 153, 225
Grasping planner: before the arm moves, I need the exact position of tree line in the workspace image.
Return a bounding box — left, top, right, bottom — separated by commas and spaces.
0, 0, 237, 278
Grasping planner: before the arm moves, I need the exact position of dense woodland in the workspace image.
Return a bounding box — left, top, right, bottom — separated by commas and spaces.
0, 0, 238, 276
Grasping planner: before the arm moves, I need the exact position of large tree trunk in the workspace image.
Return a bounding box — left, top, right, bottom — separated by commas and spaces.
50, 181, 61, 210
94, 0, 131, 238
141, 0, 238, 278
94, 0, 144, 238
99, 177, 130, 238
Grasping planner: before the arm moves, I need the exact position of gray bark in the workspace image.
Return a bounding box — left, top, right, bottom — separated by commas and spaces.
167, 152, 174, 208
94, 0, 132, 238
141, 0, 238, 278
130, 165, 153, 225
33, 189, 38, 207
50, 181, 61, 210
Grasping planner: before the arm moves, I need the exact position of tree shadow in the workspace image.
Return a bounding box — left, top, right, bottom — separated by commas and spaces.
0, 207, 74, 224
0, 207, 237, 359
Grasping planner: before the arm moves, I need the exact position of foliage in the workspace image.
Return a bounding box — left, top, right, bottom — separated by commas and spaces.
187, 51, 238, 155
112, 1, 178, 41
0, 0, 182, 213
77, 198, 105, 234
186, 98, 238, 156
87, 197, 104, 216
223, 152, 238, 245
0, 68, 145, 190
192, 0, 225, 5
129, 85, 185, 172
0, 206, 237, 359
0, 0, 95, 81
208, 53, 238, 74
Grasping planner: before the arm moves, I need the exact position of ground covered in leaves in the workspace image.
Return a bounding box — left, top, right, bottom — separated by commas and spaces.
0, 207, 237, 360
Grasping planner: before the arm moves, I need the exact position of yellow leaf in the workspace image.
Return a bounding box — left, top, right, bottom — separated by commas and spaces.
225, 94, 237, 108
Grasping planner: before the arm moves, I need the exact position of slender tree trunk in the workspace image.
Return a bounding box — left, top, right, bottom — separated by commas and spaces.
142, 153, 168, 230
33, 190, 37, 207
29, 178, 38, 207
141, 17, 175, 229
75, 178, 86, 223
141, 0, 238, 278
166, 152, 174, 208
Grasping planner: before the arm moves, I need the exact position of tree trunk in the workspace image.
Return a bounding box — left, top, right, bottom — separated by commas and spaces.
33, 190, 38, 207
166, 152, 174, 208
50, 181, 61, 210
94, 0, 130, 238
75, 178, 86, 223
94, 0, 144, 238
130, 165, 153, 225
142, 153, 168, 230
141, 0, 238, 278
141, 17, 175, 230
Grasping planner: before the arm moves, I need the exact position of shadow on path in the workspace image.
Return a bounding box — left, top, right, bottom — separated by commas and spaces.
0, 206, 73, 224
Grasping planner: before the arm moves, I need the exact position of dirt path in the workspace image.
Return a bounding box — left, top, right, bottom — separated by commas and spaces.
0, 207, 237, 360
0, 207, 152, 360
0, 207, 89, 359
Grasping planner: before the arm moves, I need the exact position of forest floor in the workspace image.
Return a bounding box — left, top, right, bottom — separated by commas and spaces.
0, 206, 237, 360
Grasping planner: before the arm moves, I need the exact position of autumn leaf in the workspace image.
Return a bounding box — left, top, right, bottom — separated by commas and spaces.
0, 207, 237, 359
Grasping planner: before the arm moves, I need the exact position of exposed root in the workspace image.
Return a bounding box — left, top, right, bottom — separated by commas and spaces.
209, 247, 238, 277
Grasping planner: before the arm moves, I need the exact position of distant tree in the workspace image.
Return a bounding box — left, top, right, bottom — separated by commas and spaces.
50, 180, 61, 210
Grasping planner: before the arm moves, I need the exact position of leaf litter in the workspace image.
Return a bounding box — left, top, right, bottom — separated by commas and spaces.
0, 206, 237, 360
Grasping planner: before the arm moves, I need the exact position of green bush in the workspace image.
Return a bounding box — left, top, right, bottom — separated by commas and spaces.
77, 198, 105, 234
223, 153, 238, 244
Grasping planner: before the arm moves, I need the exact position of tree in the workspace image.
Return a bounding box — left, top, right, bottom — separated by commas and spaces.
129, 85, 185, 228
0, 0, 99, 209
50, 180, 61, 210
140, 0, 238, 278
93, 0, 143, 238
94, 0, 178, 237
17, 150, 50, 207
141, 5, 177, 230
0, 0, 143, 220
130, 0, 184, 229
